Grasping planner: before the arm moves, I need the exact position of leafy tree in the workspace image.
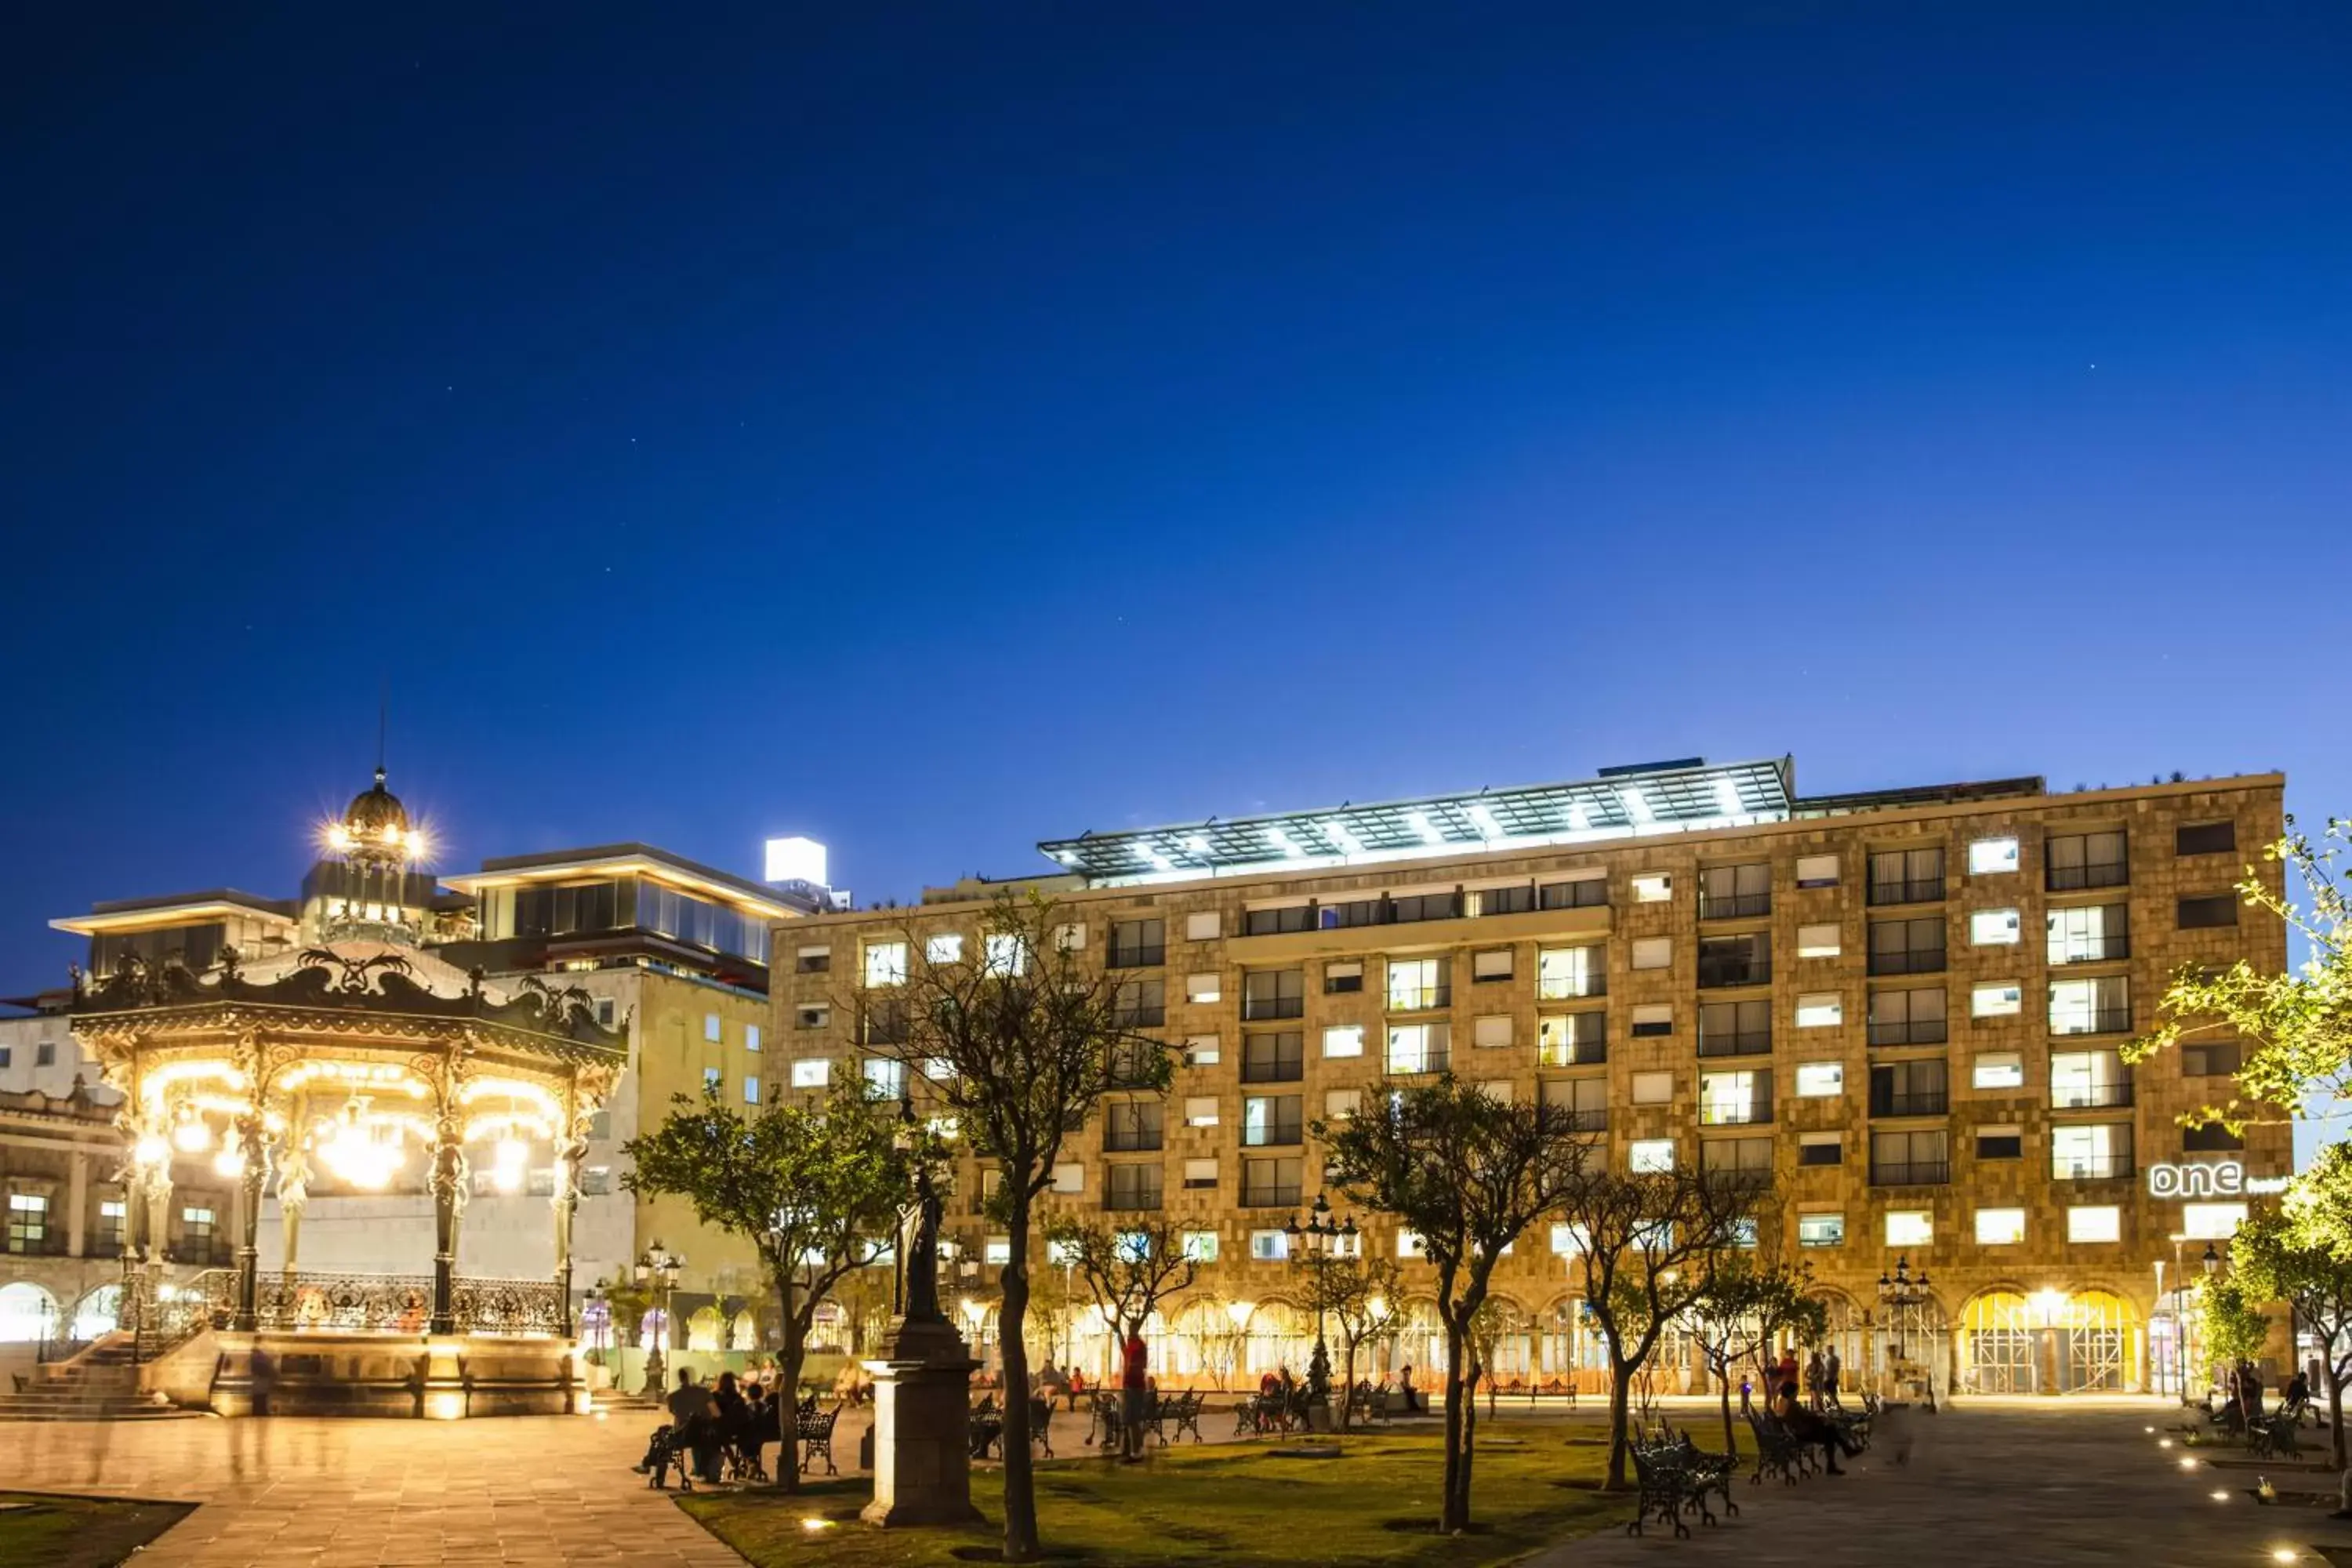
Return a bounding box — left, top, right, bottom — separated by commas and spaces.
1554, 1165, 1758, 1489
621, 1085, 909, 1493
1318, 1076, 1595, 1534
1678, 1250, 1826, 1457
2129, 817, 2336, 1126
879, 892, 1169, 1563
1042, 1217, 1198, 1346
1308, 1255, 1403, 1427
2239, 1148, 2352, 1468
1465, 1296, 1525, 1419
2199, 1276, 2271, 1376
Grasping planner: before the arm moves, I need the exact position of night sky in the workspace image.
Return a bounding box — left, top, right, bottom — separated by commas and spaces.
5, 5, 2348, 1000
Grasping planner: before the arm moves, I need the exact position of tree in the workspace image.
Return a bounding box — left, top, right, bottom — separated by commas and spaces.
1308, 1255, 1403, 1428
1465, 1297, 1524, 1419
2238, 1148, 2352, 1468
878, 892, 1169, 1563
1554, 1165, 1758, 1490
621, 1085, 909, 1493
1318, 1076, 1595, 1534
2199, 1276, 2270, 1377
1043, 1216, 1198, 1346
2129, 816, 2338, 1126
1678, 1250, 1826, 1457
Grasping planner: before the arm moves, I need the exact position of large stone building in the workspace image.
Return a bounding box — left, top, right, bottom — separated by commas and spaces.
772, 755, 2288, 1398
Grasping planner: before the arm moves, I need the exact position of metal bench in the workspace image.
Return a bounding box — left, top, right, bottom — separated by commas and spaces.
797, 1403, 841, 1475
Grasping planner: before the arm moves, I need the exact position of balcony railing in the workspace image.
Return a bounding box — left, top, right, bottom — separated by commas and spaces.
1107, 945, 1166, 970
1867, 1019, 1949, 1047
1563, 1108, 1609, 1133
1869, 1160, 1951, 1186
1104, 1191, 1165, 1212
1240, 995, 1304, 1022
1869, 877, 1946, 906
1102, 1127, 1164, 1152
2048, 862, 2129, 892
1871, 1091, 1950, 1117
2053, 1154, 2134, 1181
2051, 936, 2131, 964
1386, 985, 1452, 1013
1867, 948, 1946, 977
3, 1232, 70, 1258
1536, 975, 1606, 1002
1239, 1059, 1304, 1084
1241, 1124, 1305, 1148
2052, 1007, 2133, 1036
166, 1239, 236, 1267
1697, 960, 1773, 989
1698, 1100, 1774, 1127
1241, 1185, 1301, 1210
1113, 1004, 1168, 1029
1699, 891, 1773, 920
1385, 1051, 1451, 1076
2052, 1081, 2134, 1110
1539, 1040, 1608, 1068
1696, 1030, 1772, 1058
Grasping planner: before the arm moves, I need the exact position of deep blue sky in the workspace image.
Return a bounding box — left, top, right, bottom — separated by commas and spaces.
4, 4, 2348, 999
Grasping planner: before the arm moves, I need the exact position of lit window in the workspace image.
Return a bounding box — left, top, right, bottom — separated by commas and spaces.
1322, 1025, 1363, 1058
1794, 854, 1840, 888
1184, 1097, 1218, 1127
1632, 1071, 1673, 1105
1251, 1230, 1290, 1261
1794, 1062, 1844, 1098
1184, 1035, 1221, 1066
1052, 922, 1086, 952
985, 1236, 1011, 1265
1969, 837, 2020, 875
1631, 937, 1671, 971
1632, 873, 1673, 902
1396, 1231, 1427, 1259
1972, 1052, 2024, 1090
743, 1076, 760, 1105
1051, 1163, 1083, 1194
1971, 983, 2023, 1018
984, 934, 1027, 976
1535, 946, 1603, 1000
1386, 957, 1447, 1011
1798, 1131, 1841, 1166
1472, 948, 1514, 982
1975, 1208, 2026, 1246
1185, 972, 1221, 1004
1549, 1223, 1588, 1254
1472, 1015, 1513, 1049
1969, 909, 2021, 946
926, 934, 964, 964
1629, 1003, 1672, 1037
745, 1025, 761, 1054
1629, 1138, 1675, 1172
1185, 911, 1220, 942
1697, 1069, 1768, 1126
863, 1058, 905, 1098
2067, 1205, 2121, 1243
702, 1066, 721, 1091
1324, 1088, 1362, 1120
1385, 1023, 1450, 1074
2182, 1203, 2247, 1240
1797, 1213, 1845, 1247
1181, 1230, 1219, 1261
703, 1014, 721, 1043
1796, 923, 1841, 959
1885, 1210, 1932, 1248
2049, 976, 2130, 1035
864, 942, 908, 987
1795, 993, 1843, 1028
790, 1058, 830, 1088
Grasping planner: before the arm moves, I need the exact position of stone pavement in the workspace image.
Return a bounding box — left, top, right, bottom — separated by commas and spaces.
1527, 1398, 2352, 1568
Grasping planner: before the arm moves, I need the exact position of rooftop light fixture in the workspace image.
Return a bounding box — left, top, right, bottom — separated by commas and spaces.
1405, 810, 1446, 847
1184, 835, 1211, 855
1320, 819, 1363, 856
1619, 787, 1652, 824
1265, 827, 1306, 858
1468, 803, 1504, 842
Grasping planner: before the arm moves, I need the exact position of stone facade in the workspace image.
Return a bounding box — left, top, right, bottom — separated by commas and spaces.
772, 770, 2288, 1396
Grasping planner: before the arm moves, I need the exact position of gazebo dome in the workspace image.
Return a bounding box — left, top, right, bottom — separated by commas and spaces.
332, 767, 417, 859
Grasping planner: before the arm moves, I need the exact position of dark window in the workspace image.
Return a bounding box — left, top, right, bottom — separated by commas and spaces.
1102, 1100, 1164, 1152
1240, 969, 1305, 1021
1630, 1012, 1674, 1039
2046, 829, 2129, 891
1477, 884, 1536, 916
1867, 848, 1945, 906
1798, 1141, 1842, 1167
0, 1047, 10, 1069
34, 1042, 56, 1067
1867, 916, 1945, 976
1538, 877, 1609, 910
1242, 1094, 1304, 1147
1702, 1136, 1774, 1176
1240, 1032, 1305, 1083
1323, 962, 1363, 995
795, 949, 831, 974
2182, 1041, 2242, 1077
1244, 905, 1314, 936
1109, 920, 1166, 968
1105, 1163, 1163, 1210
1867, 985, 1947, 1047
1698, 862, 1773, 920
1976, 1131, 2024, 1160
1869, 1129, 1951, 1185
1111, 978, 1166, 1028
1241, 1156, 1301, 1209
2183, 1123, 2244, 1152
1697, 1000, 1772, 1057
1319, 899, 1381, 930
2177, 895, 2239, 930
2176, 821, 2237, 856
1540, 1076, 1609, 1132
1697, 933, 1772, 989
1388, 891, 1460, 924
1108, 1040, 1161, 1087
1868, 1058, 1950, 1117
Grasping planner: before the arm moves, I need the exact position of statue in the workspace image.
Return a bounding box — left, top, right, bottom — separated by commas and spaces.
904, 1142, 946, 1325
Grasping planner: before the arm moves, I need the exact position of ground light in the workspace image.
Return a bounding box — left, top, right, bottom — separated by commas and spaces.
2212, 1491, 2230, 1502
2161, 1438, 2175, 1448
2180, 1457, 2198, 1470
2272, 1549, 2299, 1563
801, 1519, 835, 1534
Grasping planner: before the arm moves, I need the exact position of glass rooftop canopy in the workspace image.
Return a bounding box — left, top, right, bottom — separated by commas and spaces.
1037, 757, 1795, 884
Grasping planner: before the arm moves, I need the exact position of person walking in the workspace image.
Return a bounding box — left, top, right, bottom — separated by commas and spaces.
1805, 1349, 1827, 1412
1824, 1345, 1844, 1410
1398, 1362, 1417, 1415
1120, 1329, 1150, 1461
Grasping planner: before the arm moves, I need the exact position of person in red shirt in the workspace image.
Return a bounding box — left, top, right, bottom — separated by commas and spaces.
1120, 1331, 1149, 1460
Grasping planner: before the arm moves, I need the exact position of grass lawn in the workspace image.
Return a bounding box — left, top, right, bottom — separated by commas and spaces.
679, 1425, 1629, 1566
0, 1493, 194, 1568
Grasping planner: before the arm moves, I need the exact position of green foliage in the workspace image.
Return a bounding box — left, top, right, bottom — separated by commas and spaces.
1040, 1217, 1198, 1340
2199, 1276, 2270, 1368
1677, 1250, 1825, 1457
2223, 1172, 2352, 1466
2129, 816, 2347, 1127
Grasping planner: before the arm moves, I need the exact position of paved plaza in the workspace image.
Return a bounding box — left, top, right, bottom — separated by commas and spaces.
8, 1398, 2352, 1566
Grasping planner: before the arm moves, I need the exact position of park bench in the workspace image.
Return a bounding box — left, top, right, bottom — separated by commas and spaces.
1344, 1380, 1393, 1425
969, 1397, 1006, 1459
1743, 1409, 1810, 1486
2250, 1410, 2303, 1460
1627, 1430, 1735, 1538
797, 1402, 841, 1475
1154, 1388, 1207, 1443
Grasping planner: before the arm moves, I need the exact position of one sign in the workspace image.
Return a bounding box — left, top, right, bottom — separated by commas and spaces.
2146, 1161, 2289, 1200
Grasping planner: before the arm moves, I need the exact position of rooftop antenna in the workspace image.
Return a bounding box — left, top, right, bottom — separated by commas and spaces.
376, 680, 389, 779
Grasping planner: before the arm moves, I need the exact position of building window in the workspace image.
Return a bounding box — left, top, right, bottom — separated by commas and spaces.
2047, 904, 2130, 964
2177, 821, 2237, 856
1386, 1023, 1450, 1075
1241, 1095, 1302, 1147
702, 1066, 722, 1092
1631, 1070, 1673, 1105
2046, 829, 2128, 891
1975, 1208, 2027, 1246
1798, 1131, 1841, 1166
1243, 904, 1312, 937
1241, 970, 1304, 1021
580, 1166, 612, 1196
743, 1076, 760, 1105
1867, 985, 1947, 1047
1695, 933, 1769, 988
1185, 972, 1223, 1005
1628, 1138, 1675, 1173
1870, 1128, 1950, 1185
743, 1024, 761, 1054
1539, 872, 1609, 909
1324, 1087, 1362, 1120
594, 998, 617, 1028
863, 1058, 905, 1098
1241, 1032, 1304, 1083
1183, 1034, 1221, 1067
1884, 1210, 1932, 1248
1697, 862, 1771, 920
1537, 1011, 1606, 1067
1052, 922, 1087, 953
1051, 1163, 1084, 1194
1535, 946, 1605, 1000
1105, 1163, 1163, 1211
1632, 873, 1672, 903
1697, 1069, 1772, 1126
1109, 920, 1165, 968
1797, 1212, 1845, 1247
1973, 1051, 2024, 1090
2182, 1041, 2242, 1077
1250, 1229, 1291, 1261
796, 1005, 829, 1030
1472, 948, 1514, 983
1631, 937, 1673, 971
863, 942, 908, 987
1794, 1062, 1844, 1098
1795, 993, 1843, 1029
984, 933, 1029, 977
1970, 982, 2023, 1018
588, 1109, 612, 1141
1242, 1158, 1301, 1210
2050, 1122, 2133, 1181
2183, 1122, 2244, 1152
790, 1058, 831, 1089
1867, 847, 1944, 906
795, 946, 832, 974
2177, 895, 2239, 929
2049, 975, 2130, 1036
1969, 837, 2020, 875
985, 1236, 1013, 1265
0, 1047, 10, 1069
1702, 1136, 1773, 1178
1182, 1157, 1218, 1189
1323, 960, 1363, 995
1628, 1003, 1673, 1037
1184, 1098, 1219, 1128
1185, 910, 1221, 942
1968, 909, 2021, 946
1181, 1229, 1219, 1261
2051, 1049, 2129, 1110
926, 934, 964, 965
6, 1194, 47, 1254
1395, 1232, 1428, 1260
1541, 1076, 1607, 1131
1795, 923, 1841, 959
1321, 1025, 1364, 1059
1386, 957, 1450, 1012
1794, 854, 1841, 889
2067, 1205, 2121, 1243
1103, 1100, 1165, 1152
924, 1057, 955, 1081
1867, 916, 1945, 975
704, 1014, 722, 1043
1868, 1058, 1948, 1117
1976, 1128, 2024, 1160
2182, 1203, 2247, 1240
1549, 1222, 1588, 1255
1472, 1015, 1514, 1050
1112, 978, 1167, 1028
1697, 999, 1770, 1057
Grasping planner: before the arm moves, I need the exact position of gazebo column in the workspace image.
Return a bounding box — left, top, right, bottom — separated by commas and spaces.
231, 1112, 269, 1333
429, 1116, 468, 1336
551, 1134, 581, 1337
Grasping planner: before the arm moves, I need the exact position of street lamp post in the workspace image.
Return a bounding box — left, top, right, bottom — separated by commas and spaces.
1875, 1255, 1936, 1408
1286, 1193, 1357, 1412
635, 1242, 684, 1396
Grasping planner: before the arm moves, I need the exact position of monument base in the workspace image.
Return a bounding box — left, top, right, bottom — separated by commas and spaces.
204, 1330, 580, 1418
860, 1317, 982, 1528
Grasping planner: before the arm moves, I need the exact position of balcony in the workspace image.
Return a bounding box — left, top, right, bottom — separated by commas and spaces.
2052, 1081, 2134, 1111
2054, 1154, 2135, 1181
1869, 877, 1946, 906
2048, 861, 2129, 892
1696, 1029, 1772, 1058
861, 1009, 910, 1046
1697, 960, 1772, 990
1867, 948, 1946, 977
1107, 944, 1166, 970
1563, 1108, 1609, 1134
1867, 1019, 1948, 1047
1869, 1160, 1951, 1186
1871, 1091, 1950, 1117
2051, 936, 2131, 964
1113, 1004, 1167, 1029
1385, 1051, 1451, 1076
1386, 985, 1452, 1013
2053, 1008, 2133, 1037
1698, 1100, 1774, 1127
1536, 975, 1606, 1002
1540, 1040, 1608, 1068
1104, 1190, 1165, 1212
3, 1232, 70, 1258
166, 1239, 235, 1266
1102, 1126, 1164, 1153
1241, 1184, 1302, 1210
1699, 891, 1772, 921
1239, 1059, 1304, 1085
1240, 995, 1304, 1022
1240, 1116, 1305, 1148
1107, 1047, 1163, 1088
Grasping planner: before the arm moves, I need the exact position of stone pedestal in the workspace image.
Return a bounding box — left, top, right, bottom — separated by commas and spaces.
860, 1317, 982, 1528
